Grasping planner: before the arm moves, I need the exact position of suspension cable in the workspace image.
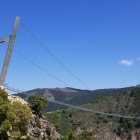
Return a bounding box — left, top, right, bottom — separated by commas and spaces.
20, 21, 91, 90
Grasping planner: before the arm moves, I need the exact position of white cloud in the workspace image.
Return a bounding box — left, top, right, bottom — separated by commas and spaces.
138, 57, 140, 60
119, 59, 134, 66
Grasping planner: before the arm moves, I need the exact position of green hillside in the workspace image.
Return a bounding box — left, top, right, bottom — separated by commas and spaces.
45, 88, 140, 140
16, 86, 136, 111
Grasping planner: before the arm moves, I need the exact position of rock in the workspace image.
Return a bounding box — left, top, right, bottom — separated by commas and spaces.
34, 116, 41, 128
27, 115, 61, 140
46, 126, 51, 130
46, 126, 51, 136
30, 120, 36, 127
8, 94, 28, 104
35, 116, 40, 124
41, 132, 44, 137
32, 128, 39, 138
32, 128, 38, 134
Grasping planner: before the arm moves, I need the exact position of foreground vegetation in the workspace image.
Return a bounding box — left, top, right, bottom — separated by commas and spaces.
0, 88, 32, 139
0, 89, 50, 140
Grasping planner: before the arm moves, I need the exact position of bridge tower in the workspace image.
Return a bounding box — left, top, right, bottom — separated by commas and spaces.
0, 16, 20, 89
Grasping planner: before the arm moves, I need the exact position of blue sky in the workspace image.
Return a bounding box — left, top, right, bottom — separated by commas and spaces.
0, 0, 140, 90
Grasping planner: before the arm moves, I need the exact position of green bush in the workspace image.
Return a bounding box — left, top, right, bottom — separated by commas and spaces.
61, 136, 68, 140
28, 94, 48, 115
67, 130, 78, 140
81, 131, 93, 137
117, 118, 136, 137
0, 88, 32, 139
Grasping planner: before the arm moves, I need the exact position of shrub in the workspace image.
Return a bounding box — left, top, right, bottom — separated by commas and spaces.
67, 130, 78, 140
10, 101, 32, 136
0, 89, 32, 139
28, 94, 48, 115
117, 118, 136, 137
81, 131, 93, 137
61, 136, 68, 140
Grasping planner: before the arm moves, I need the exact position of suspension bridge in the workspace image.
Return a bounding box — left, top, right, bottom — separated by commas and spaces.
0, 16, 140, 120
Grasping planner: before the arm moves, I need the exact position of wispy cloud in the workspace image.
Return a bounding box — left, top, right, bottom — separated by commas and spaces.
119, 59, 134, 66
138, 57, 140, 60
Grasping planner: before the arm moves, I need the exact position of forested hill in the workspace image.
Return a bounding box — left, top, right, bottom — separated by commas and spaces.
16, 86, 137, 111
46, 88, 140, 140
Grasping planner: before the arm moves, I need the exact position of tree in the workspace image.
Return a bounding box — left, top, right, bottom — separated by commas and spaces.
28, 94, 48, 115
67, 130, 78, 140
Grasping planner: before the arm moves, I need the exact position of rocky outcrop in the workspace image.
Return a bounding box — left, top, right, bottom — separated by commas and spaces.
44, 88, 55, 101
131, 130, 140, 140
8, 93, 28, 104
8, 94, 61, 140
25, 115, 61, 140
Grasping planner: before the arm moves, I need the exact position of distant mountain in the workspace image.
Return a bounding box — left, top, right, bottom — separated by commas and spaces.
136, 84, 140, 87
16, 86, 136, 111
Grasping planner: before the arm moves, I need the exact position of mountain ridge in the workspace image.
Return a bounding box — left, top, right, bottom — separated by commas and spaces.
16, 86, 137, 112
